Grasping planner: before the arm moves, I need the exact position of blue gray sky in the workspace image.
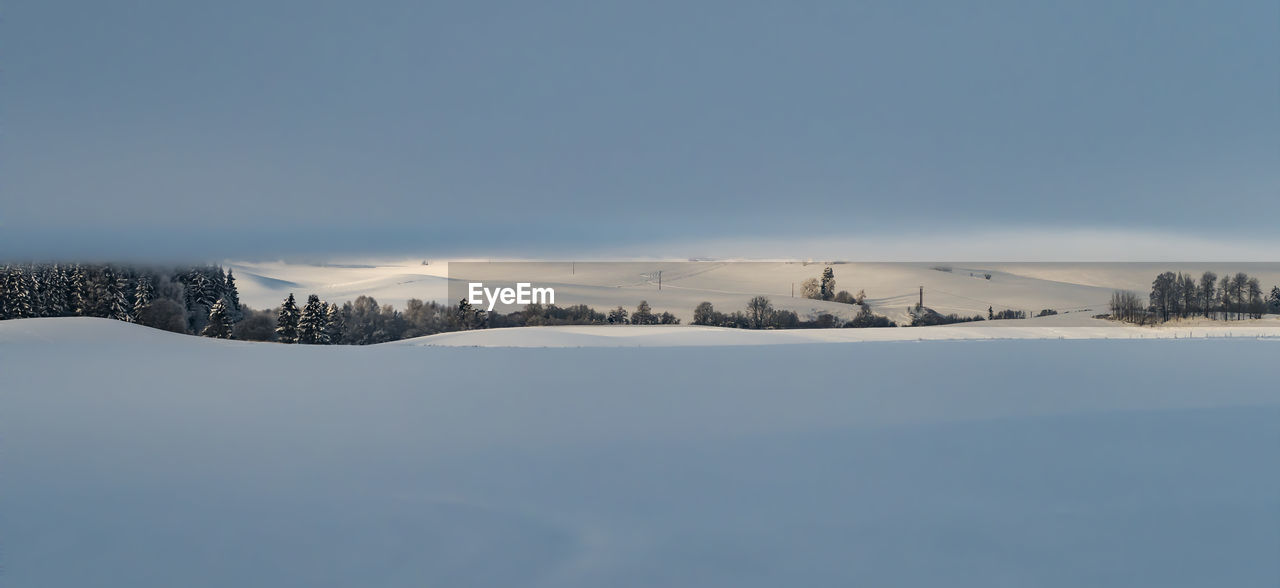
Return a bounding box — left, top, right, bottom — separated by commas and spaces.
3, 1, 1277, 260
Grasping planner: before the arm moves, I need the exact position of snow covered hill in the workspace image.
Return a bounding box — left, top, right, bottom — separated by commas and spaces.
400, 322, 1280, 347
228, 258, 451, 310
227, 259, 1280, 328
2, 318, 1278, 586
7, 317, 1280, 349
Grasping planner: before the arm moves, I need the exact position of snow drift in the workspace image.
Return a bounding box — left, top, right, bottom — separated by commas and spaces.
2, 318, 1277, 587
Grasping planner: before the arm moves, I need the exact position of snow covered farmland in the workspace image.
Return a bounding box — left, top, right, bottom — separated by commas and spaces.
2, 318, 1278, 586
226, 259, 1280, 327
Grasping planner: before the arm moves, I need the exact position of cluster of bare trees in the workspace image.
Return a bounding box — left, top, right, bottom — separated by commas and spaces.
1112, 271, 1277, 324
605, 301, 680, 325
1151, 271, 1270, 321
1109, 290, 1148, 324
693, 298, 795, 329
693, 296, 894, 329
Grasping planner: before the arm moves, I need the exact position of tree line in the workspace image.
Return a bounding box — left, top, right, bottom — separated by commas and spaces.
0, 262, 242, 334
16, 263, 1271, 339
692, 296, 896, 329
0, 263, 686, 344
264, 296, 687, 345
1, 263, 902, 339
1111, 271, 1279, 324
905, 303, 1028, 326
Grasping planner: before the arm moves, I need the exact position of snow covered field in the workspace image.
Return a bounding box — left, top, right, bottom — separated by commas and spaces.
3, 318, 1278, 586
405, 322, 1280, 347
227, 259, 1280, 327
228, 258, 451, 311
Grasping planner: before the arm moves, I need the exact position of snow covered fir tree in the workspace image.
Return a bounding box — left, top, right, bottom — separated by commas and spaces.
275, 293, 300, 344
201, 299, 234, 339
0, 263, 239, 327
296, 294, 328, 345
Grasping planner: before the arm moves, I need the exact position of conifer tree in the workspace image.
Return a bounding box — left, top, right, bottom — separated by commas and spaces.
109, 290, 132, 322
30, 268, 48, 317
133, 276, 155, 317
455, 298, 486, 330
820, 267, 836, 301
223, 269, 242, 319
182, 270, 197, 313
192, 271, 217, 312
298, 294, 327, 344
68, 265, 87, 316
323, 303, 344, 344
92, 266, 114, 318
11, 267, 34, 319
98, 267, 132, 322
201, 299, 234, 339
0, 266, 13, 320
276, 293, 300, 343
45, 265, 68, 317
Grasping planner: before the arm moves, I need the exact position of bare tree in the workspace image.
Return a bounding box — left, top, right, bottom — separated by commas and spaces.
1110, 290, 1145, 324
1198, 272, 1217, 318
1246, 278, 1264, 319
693, 301, 716, 325
1178, 273, 1197, 318
1150, 272, 1176, 322
800, 278, 821, 300
746, 296, 773, 329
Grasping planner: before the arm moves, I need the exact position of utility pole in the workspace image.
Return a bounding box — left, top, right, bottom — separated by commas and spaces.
658, 270, 662, 290
918, 286, 923, 308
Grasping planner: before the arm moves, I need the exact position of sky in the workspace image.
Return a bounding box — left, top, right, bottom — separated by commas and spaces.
3, 0, 1277, 261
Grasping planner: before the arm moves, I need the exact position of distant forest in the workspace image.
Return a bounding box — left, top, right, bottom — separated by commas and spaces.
0, 262, 680, 344
0, 263, 242, 334
0, 262, 485, 344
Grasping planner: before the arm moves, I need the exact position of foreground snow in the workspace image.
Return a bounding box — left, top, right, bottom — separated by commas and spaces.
2, 318, 1278, 587
403, 322, 1280, 347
